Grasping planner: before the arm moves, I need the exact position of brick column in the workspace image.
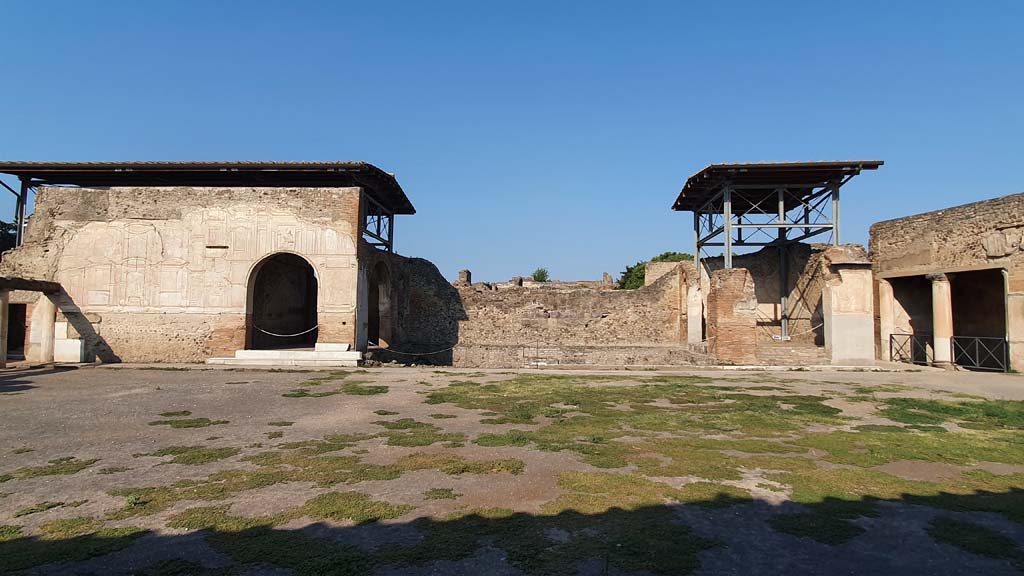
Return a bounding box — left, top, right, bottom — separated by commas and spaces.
706, 268, 757, 365
929, 273, 954, 367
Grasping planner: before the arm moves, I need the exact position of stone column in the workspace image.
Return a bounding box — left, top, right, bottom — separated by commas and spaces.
0, 291, 8, 369
37, 294, 57, 363
929, 273, 954, 367
877, 279, 895, 361
687, 282, 703, 345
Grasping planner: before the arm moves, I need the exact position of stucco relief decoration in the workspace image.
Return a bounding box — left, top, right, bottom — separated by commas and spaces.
982, 227, 1023, 259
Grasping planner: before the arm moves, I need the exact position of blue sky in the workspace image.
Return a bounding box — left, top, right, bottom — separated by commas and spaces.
2, 1, 1021, 281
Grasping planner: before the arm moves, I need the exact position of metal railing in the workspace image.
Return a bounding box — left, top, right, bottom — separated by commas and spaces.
952, 336, 1008, 372
889, 333, 933, 366
890, 333, 1009, 372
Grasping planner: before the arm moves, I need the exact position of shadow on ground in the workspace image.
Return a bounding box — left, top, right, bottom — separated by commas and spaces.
3, 487, 1023, 575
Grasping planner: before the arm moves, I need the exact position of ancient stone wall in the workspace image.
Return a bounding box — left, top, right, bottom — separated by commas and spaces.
0, 186, 363, 362
359, 246, 466, 365
450, 264, 694, 367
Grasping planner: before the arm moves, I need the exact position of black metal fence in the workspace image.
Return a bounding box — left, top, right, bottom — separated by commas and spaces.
889, 333, 932, 366
890, 333, 1009, 372
952, 336, 1009, 372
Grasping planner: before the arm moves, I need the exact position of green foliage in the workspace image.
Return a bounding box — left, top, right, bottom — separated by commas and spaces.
617, 251, 693, 290
531, 267, 550, 282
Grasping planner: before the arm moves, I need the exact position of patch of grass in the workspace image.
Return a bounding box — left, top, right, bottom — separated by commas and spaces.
14, 501, 64, 517
768, 513, 865, 545
429, 413, 457, 419
396, 453, 525, 475
166, 506, 371, 575
423, 488, 460, 500
282, 388, 341, 398
0, 474, 12, 483
473, 429, 532, 447
796, 428, 1024, 468
159, 410, 192, 417
266, 431, 284, 439
373, 419, 467, 447
0, 518, 145, 573
927, 516, 1024, 567
11, 447, 33, 454
879, 397, 1024, 429
341, 381, 388, 395
268, 421, 294, 426
373, 410, 399, 416
379, 471, 720, 575
12, 456, 99, 478
148, 417, 229, 429
300, 491, 413, 523
140, 446, 242, 465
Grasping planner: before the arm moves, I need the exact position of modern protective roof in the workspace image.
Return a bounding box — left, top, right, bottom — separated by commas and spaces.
0, 161, 415, 215
671, 160, 883, 212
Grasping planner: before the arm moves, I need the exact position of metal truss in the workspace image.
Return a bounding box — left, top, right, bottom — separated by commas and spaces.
361, 193, 394, 252
693, 176, 852, 339
1, 176, 32, 247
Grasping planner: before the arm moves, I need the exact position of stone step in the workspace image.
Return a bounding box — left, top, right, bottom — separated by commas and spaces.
234, 349, 361, 361
206, 348, 363, 367
206, 356, 361, 367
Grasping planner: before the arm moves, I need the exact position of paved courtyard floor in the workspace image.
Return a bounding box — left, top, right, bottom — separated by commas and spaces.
1, 365, 1023, 575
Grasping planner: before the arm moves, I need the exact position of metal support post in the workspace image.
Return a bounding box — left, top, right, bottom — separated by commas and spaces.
15, 178, 28, 247
723, 186, 733, 269
831, 182, 840, 245
777, 188, 789, 339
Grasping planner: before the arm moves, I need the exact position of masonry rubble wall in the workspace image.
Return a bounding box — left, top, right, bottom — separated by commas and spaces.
450, 263, 699, 368
870, 192, 1024, 370
0, 185, 364, 363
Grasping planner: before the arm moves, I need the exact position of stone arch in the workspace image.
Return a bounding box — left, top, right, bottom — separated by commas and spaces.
367, 260, 392, 347
246, 252, 319, 349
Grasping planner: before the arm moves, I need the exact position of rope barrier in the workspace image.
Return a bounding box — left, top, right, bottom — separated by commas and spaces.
253, 324, 320, 338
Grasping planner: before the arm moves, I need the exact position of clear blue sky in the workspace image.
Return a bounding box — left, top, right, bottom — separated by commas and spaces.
2, 1, 1021, 281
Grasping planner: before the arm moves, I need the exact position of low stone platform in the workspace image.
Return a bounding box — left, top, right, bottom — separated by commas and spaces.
206, 344, 362, 367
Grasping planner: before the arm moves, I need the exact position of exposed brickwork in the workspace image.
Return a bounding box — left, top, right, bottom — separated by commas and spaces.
706, 268, 757, 365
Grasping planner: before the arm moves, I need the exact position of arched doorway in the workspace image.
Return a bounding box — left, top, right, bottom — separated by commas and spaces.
367, 261, 392, 347
247, 253, 318, 350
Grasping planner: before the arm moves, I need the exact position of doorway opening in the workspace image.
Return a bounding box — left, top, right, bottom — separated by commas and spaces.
7, 303, 25, 360
247, 253, 318, 350
367, 261, 392, 347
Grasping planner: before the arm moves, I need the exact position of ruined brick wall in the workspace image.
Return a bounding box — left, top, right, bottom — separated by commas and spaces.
359, 245, 466, 364
0, 185, 363, 362
450, 264, 695, 367
705, 268, 758, 364
701, 244, 828, 345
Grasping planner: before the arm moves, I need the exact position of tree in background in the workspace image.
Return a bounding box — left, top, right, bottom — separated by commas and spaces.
531, 267, 550, 282
617, 251, 693, 290
0, 221, 16, 255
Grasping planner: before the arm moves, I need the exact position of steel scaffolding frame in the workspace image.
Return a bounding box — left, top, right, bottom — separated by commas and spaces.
692, 176, 853, 339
